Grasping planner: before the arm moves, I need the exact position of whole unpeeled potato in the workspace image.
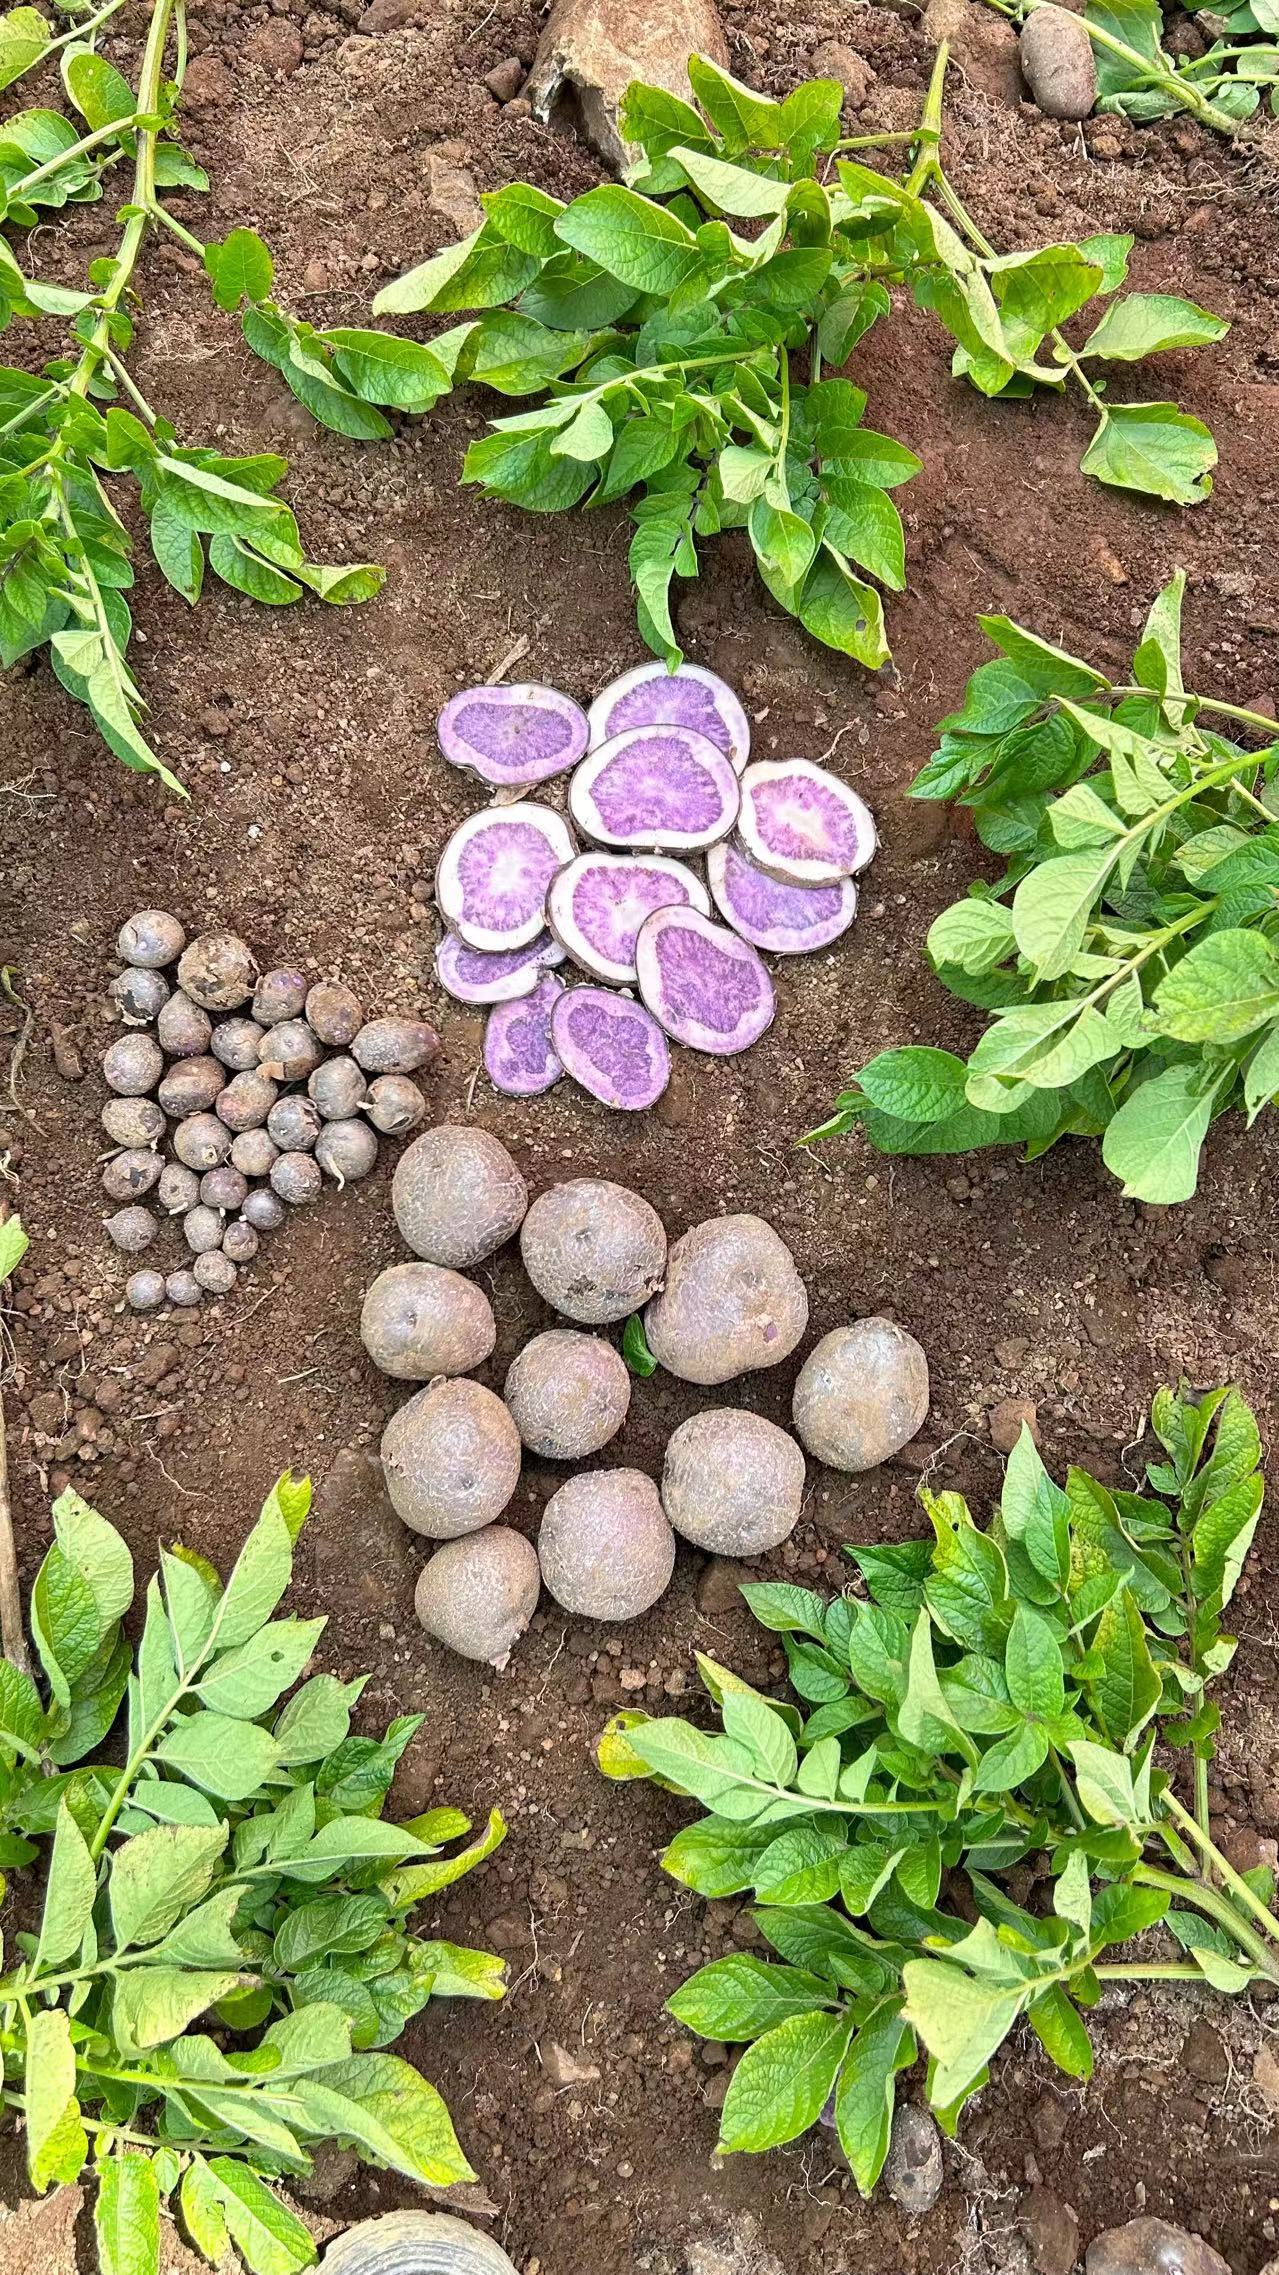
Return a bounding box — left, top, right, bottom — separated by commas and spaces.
414, 1528, 541, 1668
644, 1213, 807, 1385
381, 1377, 521, 1537
519, 1179, 666, 1325
504, 1329, 631, 1459
792, 1317, 929, 1472
393, 1125, 528, 1268
538, 1470, 675, 1620
661, 1408, 805, 1555
361, 1262, 496, 1381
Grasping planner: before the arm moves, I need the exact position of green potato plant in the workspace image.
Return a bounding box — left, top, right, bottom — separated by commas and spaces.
0, 1472, 506, 2275
986, 0, 1279, 131
600, 1384, 1273, 2188
813, 572, 1279, 1203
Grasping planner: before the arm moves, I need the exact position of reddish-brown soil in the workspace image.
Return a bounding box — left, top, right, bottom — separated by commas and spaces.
3, 0, 1279, 2268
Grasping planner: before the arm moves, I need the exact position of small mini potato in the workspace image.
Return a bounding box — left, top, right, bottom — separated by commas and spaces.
229, 1128, 278, 1178
662, 1408, 806, 1555
165, 1268, 203, 1306
200, 1166, 248, 1212
315, 1118, 378, 1184
363, 1074, 426, 1136
504, 1330, 630, 1460
157, 991, 213, 1060
216, 1070, 278, 1132
118, 909, 185, 968
102, 1148, 163, 1204
172, 1112, 233, 1172
183, 1204, 224, 1255
110, 967, 170, 1024
105, 1205, 158, 1255
158, 1055, 225, 1118
305, 980, 363, 1047
210, 1017, 266, 1071
537, 1470, 675, 1621
257, 1019, 321, 1083
222, 1218, 259, 1264
792, 1319, 930, 1473
360, 1261, 496, 1380
177, 931, 257, 1010
392, 1126, 527, 1268
308, 1056, 366, 1121
126, 1269, 166, 1312
253, 967, 308, 1025
267, 1095, 322, 1153
381, 1377, 521, 1538
101, 1097, 166, 1148
158, 1161, 200, 1215
351, 1017, 439, 1075
270, 1151, 322, 1206
102, 1033, 163, 1097
194, 1250, 237, 1295
519, 1180, 666, 1326
243, 1187, 286, 1232
414, 1528, 541, 1667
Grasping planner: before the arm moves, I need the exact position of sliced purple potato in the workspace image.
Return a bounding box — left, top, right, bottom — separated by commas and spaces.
435, 802, 576, 952
546, 851, 710, 987
738, 758, 878, 886
550, 986, 670, 1112
588, 662, 751, 774
437, 681, 589, 787
635, 905, 775, 1056
569, 727, 739, 855
707, 839, 858, 955
435, 928, 565, 1005
484, 974, 565, 1097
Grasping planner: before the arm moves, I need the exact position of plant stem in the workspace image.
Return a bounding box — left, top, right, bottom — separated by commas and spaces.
1162, 1791, 1279, 1945
1093, 1960, 1223, 1981
1134, 1863, 1279, 1981
905, 43, 950, 197
1050, 1748, 1087, 1832
69, 0, 178, 407
9, 113, 140, 201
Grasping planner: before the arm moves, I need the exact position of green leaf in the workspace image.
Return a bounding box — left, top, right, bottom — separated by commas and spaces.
35, 1801, 98, 1968
0, 8, 51, 93
661, 1819, 777, 1897
834, 2000, 914, 2197
204, 2162, 317, 2275
204, 228, 275, 312
688, 54, 785, 149
554, 184, 701, 294
1068, 1739, 1140, 1827
901, 1958, 1023, 2108
1004, 1605, 1065, 1720
113, 1967, 246, 2053
180, 2160, 230, 2266
668, 144, 790, 218
720, 1688, 798, 1787
196, 1615, 325, 1718
977, 616, 1106, 701
216, 1485, 297, 1646
1090, 1588, 1161, 1745
1081, 401, 1217, 506
669, 1954, 835, 2040
32, 1545, 101, 1704
1011, 848, 1116, 981
381, 1807, 507, 1909
52, 1489, 134, 1629
0, 1209, 28, 1279
1154, 929, 1279, 1045
315, 2051, 474, 2185
797, 548, 888, 668
372, 226, 537, 316
1028, 1984, 1093, 2078
26, 2007, 87, 2191
274, 1672, 364, 1764
481, 180, 565, 257
325, 328, 452, 409
95, 2154, 161, 2275
62, 45, 135, 129
716, 2009, 855, 2154
157, 1711, 281, 1799
1101, 1063, 1217, 1204
109, 1821, 229, 1949
622, 1313, 659, 1378
1082, 292, 1228, 362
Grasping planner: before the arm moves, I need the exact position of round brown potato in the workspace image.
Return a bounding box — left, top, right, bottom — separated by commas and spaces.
210, 1017, 265, 1071
257, 1019, 322, 1084
102, 1033, 163, 1097
118, 909, 185, 969
504, 1330, 631, 1460
392, 1126, 527, 1269
363, 1074, 426, 1136
644, 1214, 807, 1386
662, 1408, 806, 1555
414, 1527, 541, 1667
110, 967, 169, 1024
156, 992, 213, 1060
158, 1162, 200, 1215
792, 1318, 930, 1473
158, 1055, 225, 1117
351, 1016, 439, 1074
309, 1056, 366, 1121
177, 932, 257, 1010
172, 1113, 232, 1172
305, 980, 363, 1047
360, 1262, 496, 1381
102, 1148, 163, 1204
381, 1377, 521, 1538
194, 1251, 237, 1295
216, 1071, 278, 1132
253, 968, 308, 1025
519, 1179, 666, 1326
101, 1097, 166, 1148
104, 1205, 158, 1254
537, 1470, 675, 1621
315, 1118, 378, 1184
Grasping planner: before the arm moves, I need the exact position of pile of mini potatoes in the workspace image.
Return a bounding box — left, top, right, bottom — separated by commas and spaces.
99, 910, 437, 1308
364, 1125, 929, 1665
431, 661, 877, 1110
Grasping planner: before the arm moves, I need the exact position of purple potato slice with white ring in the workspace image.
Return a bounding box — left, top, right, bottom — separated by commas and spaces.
707, 838, 859, 954
484, 973, 565, 1096
738, 758, 877, 885
434, 928, 565, 1005
568, 727, 739, 854
437, 681, 589, 787
587, 661, 751, 773
635, 904, 775, 1056
549, 985, 671, 1112
435, 802, 577, 951
546, 850, 710, 987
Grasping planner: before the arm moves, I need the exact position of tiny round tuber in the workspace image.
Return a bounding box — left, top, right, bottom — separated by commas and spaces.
102, 1032, 163, 1097
266, 1095, 322, 1153
537, 1470, 675, 1621
101, 1097, 165, 1148
200, 1165, 247, 1212
392, 1126, 527, 1269
194, 1250, 237, 1295
252, 967, 308, 1025
105, 1205, 158, 1254
380, 1377, 521, 1538
222, 1218, 259, 1264
519, 1179, 666, 1326
305, 979, 363, 1047
110, 967, 170, 1024
315, 1118, 378, 1185
243, 1187, 286, 1232
117, 909, 185, 968
165, 1269, 202, 1306
504, 1330, 631, 1460
157, 991, 214, 1060
308, 1056, 367, 1121
644, 1214, 808, 1386
101, 1149, 163, 1204
177, 931, 257, 1010
183, 1204, 224, 1255
210, 1016, 266, 1071
360, 1261, 496, 1380
216, 1071, 278, 1132
125, 1269, 166, 1312
362, 1074, 426, 1136
257, 1018, 322, 1084
158, 1055, 226, 1118
661, 1408, 806, 1555
230, 1128, 278, 1178
792, 1319, 930, 1473
158, 1162, 200, 1215
270, 1151, 322, 1206
172, 1112, 233, 1172
414, 1528, 541, 1667
351, 1017, 440, 1075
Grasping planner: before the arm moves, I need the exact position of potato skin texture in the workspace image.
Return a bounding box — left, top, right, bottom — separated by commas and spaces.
644, 1213, 807, 1386
537, 1470, 675, 1620
361, 1262, 497, 1381
519, 1179, 666, 1326
414, 1527, 541, 1666
381, 1377, 521, 1538
504, 1330, 630, 1459
393, 1126, 528, 1269
662, 1408, 806, 1554
792, 1317, 930, 1473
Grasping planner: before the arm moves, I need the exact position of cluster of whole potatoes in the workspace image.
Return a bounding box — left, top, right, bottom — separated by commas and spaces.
100, 909, 438, 1310
360, 1125, 930, 1668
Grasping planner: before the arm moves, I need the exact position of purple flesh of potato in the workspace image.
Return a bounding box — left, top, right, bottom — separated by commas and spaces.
550, 986, 671, 1112
588, 662, 750, 773
546, 851, 710, 987
435, 802, 577, 952
738, 758, 878, 886
635, 904, 775, 1056
435, 928, 565, 1005
569, 727, 739, 854
484, 974, 565, 1096
437, 681, 589, 786
707, 839, 858, 955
